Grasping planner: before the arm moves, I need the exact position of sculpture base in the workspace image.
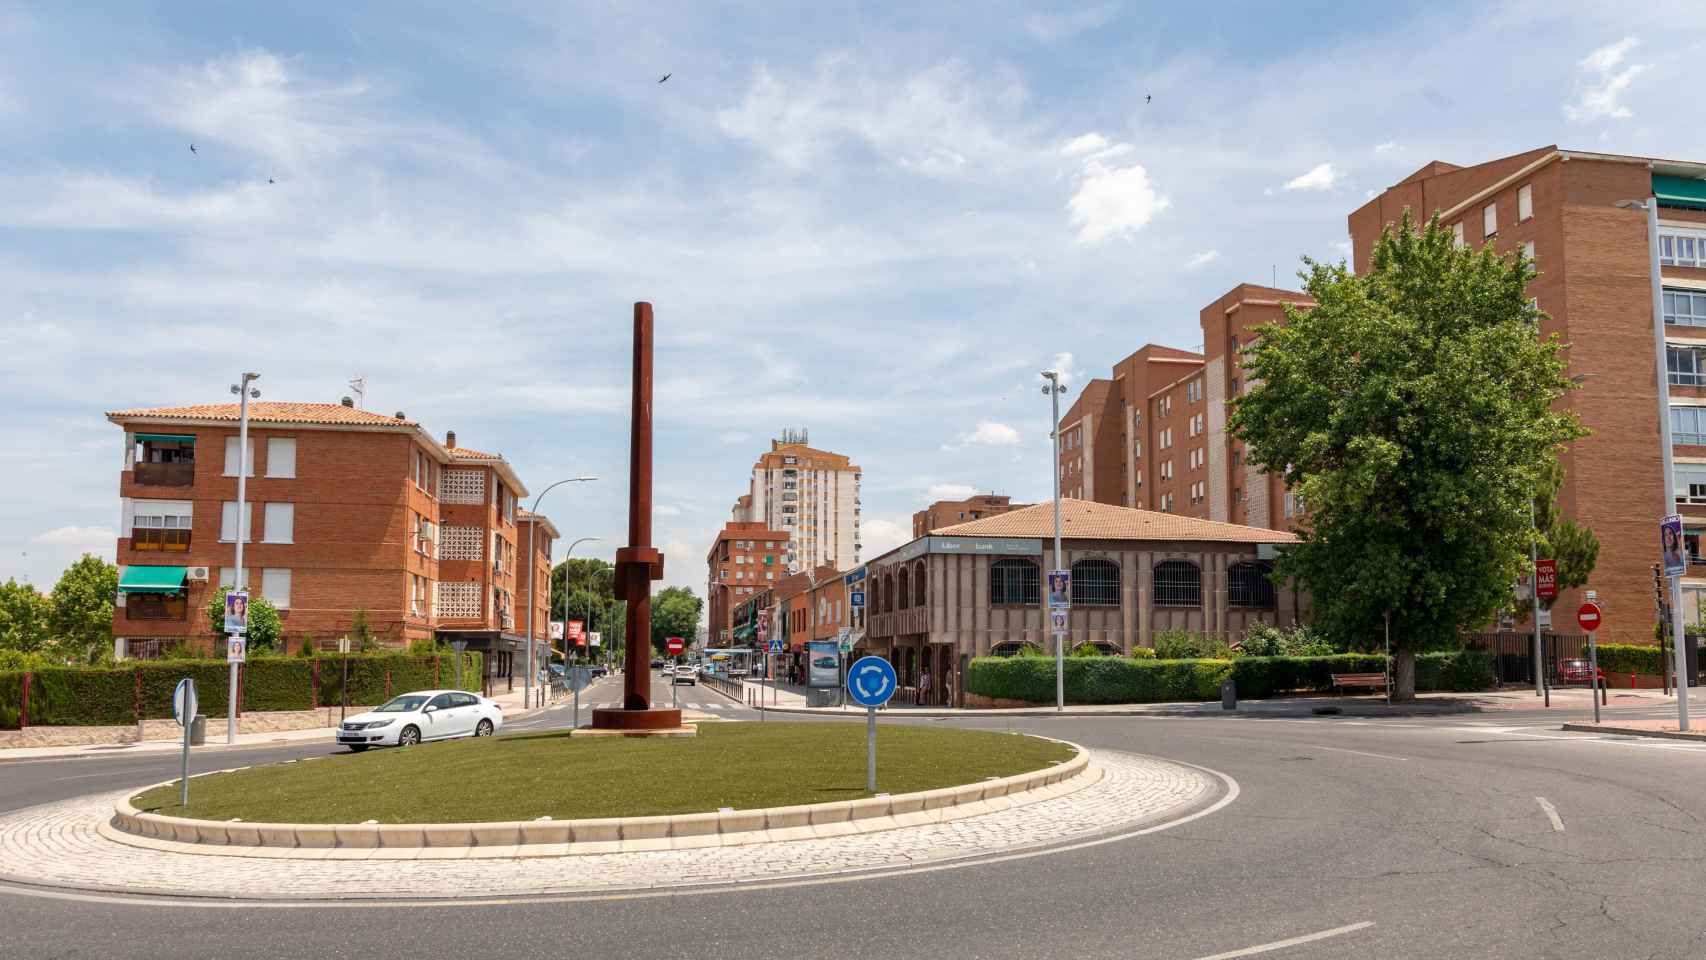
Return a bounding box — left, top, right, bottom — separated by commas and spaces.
589, 707, 685, 731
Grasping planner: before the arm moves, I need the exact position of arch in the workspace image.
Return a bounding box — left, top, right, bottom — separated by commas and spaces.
990, 558, 1040, 606
1070, 558, 1121, 606
1228, 561, 1277, 609
1072, 639, 1121, 655
990, 640, 1041, 657
913, 562, 928, 608
897, 568, 910, 610
883, 571, 897, 613
870, 577, 882, 616
1153, 560, 1203, 607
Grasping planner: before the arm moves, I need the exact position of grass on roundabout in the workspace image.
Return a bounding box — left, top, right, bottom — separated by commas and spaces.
133, 721, 1076, 824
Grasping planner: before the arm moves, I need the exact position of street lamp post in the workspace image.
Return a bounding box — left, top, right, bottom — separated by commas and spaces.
1618, 196, 1690, 730
227, 372, 259, 744
1042, 370, 1067, 712
524, 478, 597, 710
557, 535, 602, 728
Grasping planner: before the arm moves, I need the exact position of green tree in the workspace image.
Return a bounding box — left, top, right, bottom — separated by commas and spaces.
0, 579, 52, 654
1229, 211, 1585, 699
48, 554, 118, 664
1511, 460, 1601, 619
350, 608, 376, 652
650, 586, 702, 656
551, 558, 626, 657
204, 585, 283, 653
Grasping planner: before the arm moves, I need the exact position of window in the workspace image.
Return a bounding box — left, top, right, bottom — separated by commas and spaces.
1071, 559, 1119, 606
218, 567, 250, 589
1676, 465, 1706, 501
990, 559, 1040, 605
223, 437, 254, 477
1153, 561, 1202, 607
1659, 231, 1704, 268
1665, 289, 1706, 327
1522, 240, 1535, 264
128, 500, 193, 552
1482, 202, 1497, 238
1133, 440, 1142, 459
1160, 428, 1172, 449
1233, 487, 1245, 503
1673, 405, 1706, 445
1670, 347, 1706, 387
1160, 493, 1173, 512
1232, 449, 1243, 467
265, 438, 296, 478
260, 568, 291, 609
1285, 493, 1297, 518
914, 563, 927, 607
1161, 460, 1172, 481
1135, 470, 1142, 489
1517, 184, 1533, 221
220, 501, 252, 542
1228, 561, 1276, 608
897, 570, 910, 608
1451, 222, 1465, 247
262, 503, 294, 543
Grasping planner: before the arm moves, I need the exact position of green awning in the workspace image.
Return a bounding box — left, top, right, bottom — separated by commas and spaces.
134, 433, 196, 443
1655, 175, 1706, 211
119, 565, 187, 594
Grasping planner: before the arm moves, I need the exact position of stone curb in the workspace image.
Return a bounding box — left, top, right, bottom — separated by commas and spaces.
746, 703, 1476, 719
108, 739, 1091, 859
1561, 722, 1706, 742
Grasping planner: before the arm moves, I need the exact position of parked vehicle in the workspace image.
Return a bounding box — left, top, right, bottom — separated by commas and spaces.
335, 690, 503, 751
672, 665, 697, 686
650, 658, 665, 669
1559, 659, 1604, 685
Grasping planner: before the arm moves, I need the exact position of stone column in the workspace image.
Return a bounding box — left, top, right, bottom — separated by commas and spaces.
1120, 549, 1136, 653
1137, 551, 1154, 649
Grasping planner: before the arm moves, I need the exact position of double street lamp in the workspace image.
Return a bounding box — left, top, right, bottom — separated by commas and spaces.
227, 372, 260, 744
557, 535, 602, 726
1042, 369, 1067, 712
525, 477, 597, 710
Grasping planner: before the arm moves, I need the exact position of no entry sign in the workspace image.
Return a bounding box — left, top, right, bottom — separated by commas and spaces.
1576, 601, 1603, 633
666, 636, 685, 655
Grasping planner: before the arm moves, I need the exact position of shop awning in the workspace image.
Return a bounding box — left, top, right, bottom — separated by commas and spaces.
118, 565, 187, 594
1656, 175, 1706, 211
133, 433, 196, 443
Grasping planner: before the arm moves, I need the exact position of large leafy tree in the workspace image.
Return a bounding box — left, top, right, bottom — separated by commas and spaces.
651, 586, 702, 656
49, 554, 118, 664
0, 579, 52, 653
551, 558, 625, 657
1230, 211, 1585, 698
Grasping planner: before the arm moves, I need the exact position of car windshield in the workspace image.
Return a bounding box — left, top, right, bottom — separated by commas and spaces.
376, 695, 431, 713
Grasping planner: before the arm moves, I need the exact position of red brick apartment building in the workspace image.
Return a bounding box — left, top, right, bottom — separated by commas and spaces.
705, 521, 789, 643
912, 494, 1027, 538
1061, 145, 1706, 643
106, 401, 551, 683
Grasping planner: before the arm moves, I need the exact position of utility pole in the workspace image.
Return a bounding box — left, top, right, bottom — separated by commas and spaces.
1042, 369, 1067, 712
227, 372, 259, 744
523, 480, 597, 709
1530, 500, 1544, 701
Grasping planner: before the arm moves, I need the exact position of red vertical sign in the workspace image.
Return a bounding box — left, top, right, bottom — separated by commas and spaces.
1535, 560, 1557, 601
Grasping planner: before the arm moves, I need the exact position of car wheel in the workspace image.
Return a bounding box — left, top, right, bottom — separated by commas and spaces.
398, 725, 421, 748
347, 744, 369, 753
475, 719, 494, 737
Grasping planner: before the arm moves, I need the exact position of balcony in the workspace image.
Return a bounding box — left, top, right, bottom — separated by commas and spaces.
134, 462, 195, 487
130, 528, 191, 553
124, 594, 188, 621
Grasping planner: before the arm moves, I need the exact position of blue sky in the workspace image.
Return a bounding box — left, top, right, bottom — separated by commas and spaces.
4, 1, 1705, 594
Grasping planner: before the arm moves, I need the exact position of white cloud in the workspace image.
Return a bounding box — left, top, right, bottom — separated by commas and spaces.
655, 505, 682, 517
1184, 250, 1220, 270
1374, 141, 1396, 154
1048, 351, 1079, 387
859, 516, 912, 557
1283, 163, 1341, 192
927, 483, 978, 501
718, 431, 751, 445
32, 525, 115, 546
1060, 132, 1109, 157
1026, 4, 1119, 43
961, 421, 1020, 445
1067, 159, 1167, 244
1565, 37, 1647, 122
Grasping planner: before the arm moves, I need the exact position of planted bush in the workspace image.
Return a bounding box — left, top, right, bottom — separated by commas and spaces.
1595, 644, 1663, 677
1413, 649, 1495, 692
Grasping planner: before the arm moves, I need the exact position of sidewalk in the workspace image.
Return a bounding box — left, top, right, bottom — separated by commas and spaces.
0, 682, 551, 764
724, 679, 1685, 719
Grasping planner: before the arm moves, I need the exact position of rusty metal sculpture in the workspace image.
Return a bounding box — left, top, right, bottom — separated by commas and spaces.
591, 302, 684, 731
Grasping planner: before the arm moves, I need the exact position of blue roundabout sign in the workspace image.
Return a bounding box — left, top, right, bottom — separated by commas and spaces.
846, 655, 898, 707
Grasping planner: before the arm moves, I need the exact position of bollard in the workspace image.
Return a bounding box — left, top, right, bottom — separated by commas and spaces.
1220, 677, 1237, 711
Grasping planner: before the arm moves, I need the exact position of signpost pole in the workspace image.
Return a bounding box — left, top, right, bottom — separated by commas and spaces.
847, 655, 896, 791
1589, 626, 1601, 725
1383, 610, 1392, 707
228, 371, 257, 745
174, 678, 196, 808
180, 711, 191, 807
1530, 501, 1543, 697
867, 705, 877, 792
339, 635, 350, 725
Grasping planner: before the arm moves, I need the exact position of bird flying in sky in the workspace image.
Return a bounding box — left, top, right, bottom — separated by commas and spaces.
1145, 95, 1152, 104
189, 143, 197, 154
658, 73, 670, 83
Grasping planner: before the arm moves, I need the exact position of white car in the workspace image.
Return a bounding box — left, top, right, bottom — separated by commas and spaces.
336, 690, 503, 751
672, 665, 697, 686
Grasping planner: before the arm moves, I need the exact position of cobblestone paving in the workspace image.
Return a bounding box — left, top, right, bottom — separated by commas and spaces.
0, 750, 1215, 901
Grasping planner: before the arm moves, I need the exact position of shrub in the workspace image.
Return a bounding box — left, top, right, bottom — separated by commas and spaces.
1413, 649, 1496, 692
296, 636, 317, 658
1230, 654, 1388, 698
967, 653, 1401, 704
1129, 646, 1157, 659
1238, 623, 1337, 657
1069, 642, 1108, 658
1153, 629, 1229, 660
1592, 644, 1662, 677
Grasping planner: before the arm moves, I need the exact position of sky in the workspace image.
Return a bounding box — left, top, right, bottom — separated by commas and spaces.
4, 1, 1706, 596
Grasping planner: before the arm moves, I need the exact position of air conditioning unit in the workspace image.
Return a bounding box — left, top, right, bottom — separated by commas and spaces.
187, 566, 210, 582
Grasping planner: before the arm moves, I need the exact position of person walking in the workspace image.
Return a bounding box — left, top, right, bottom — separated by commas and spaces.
919, 668, 932, 706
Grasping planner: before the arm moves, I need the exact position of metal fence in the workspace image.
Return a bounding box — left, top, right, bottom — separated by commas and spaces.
1468, 632, 1592, 686
700, 672, 743, 702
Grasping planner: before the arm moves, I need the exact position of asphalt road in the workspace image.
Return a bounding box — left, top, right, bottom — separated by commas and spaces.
7, 684, 1706, 959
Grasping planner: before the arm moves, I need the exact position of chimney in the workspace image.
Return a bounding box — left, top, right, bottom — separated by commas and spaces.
445, 430, 457, 448
340, 396, 354, 407
394, 411, 406, 420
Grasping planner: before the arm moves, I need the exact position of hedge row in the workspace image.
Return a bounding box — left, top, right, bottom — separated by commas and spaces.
965, 651, 1495, 705
1593, 644, 1664, 677
0, 653, 481, 729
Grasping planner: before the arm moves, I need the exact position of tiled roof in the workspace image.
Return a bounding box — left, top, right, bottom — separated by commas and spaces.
106, 402, 418, 427
930, 499, 1297, 544
448, 446, 499, 460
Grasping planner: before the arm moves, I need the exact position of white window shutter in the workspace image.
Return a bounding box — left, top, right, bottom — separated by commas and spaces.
266, 438, 296, 478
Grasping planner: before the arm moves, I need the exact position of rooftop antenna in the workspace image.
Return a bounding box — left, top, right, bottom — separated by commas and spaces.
1271, 264, 1277, 287
348, 377, 367, 410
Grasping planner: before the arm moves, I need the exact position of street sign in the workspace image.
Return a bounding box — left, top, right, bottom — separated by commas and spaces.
173, 678, 198, 727
767, 639, 784, 654
226, 636, 247, 663
1537, 607, 1552, 630
223, 590, 249, 634
337, 635, 351, 655
847, 656, 897, 707
849, 590, 865, 608
1576, 601, 1603, 633
666, 636, 685, 655
1047, 569, 1070, 609
1662, 514, 1687, 577
1535, 559, 1557, 601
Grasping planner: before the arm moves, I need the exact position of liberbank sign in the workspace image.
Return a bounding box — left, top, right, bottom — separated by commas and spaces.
882, 535, 1045, 565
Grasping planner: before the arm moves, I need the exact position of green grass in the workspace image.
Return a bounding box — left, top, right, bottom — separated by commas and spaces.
133, 722, 1075, 823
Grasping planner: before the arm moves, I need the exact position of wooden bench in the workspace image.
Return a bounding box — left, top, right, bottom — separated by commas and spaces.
1331, 672, 1388, 694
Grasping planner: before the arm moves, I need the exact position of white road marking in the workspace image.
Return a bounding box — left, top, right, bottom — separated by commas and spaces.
1308, 744, 1408, 761
1191, 921, 1376, 960
1535, 796, 1565, 832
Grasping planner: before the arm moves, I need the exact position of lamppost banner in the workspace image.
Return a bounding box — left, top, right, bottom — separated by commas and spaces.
223, 591, 249, 634
1662, 514, 1687, 577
